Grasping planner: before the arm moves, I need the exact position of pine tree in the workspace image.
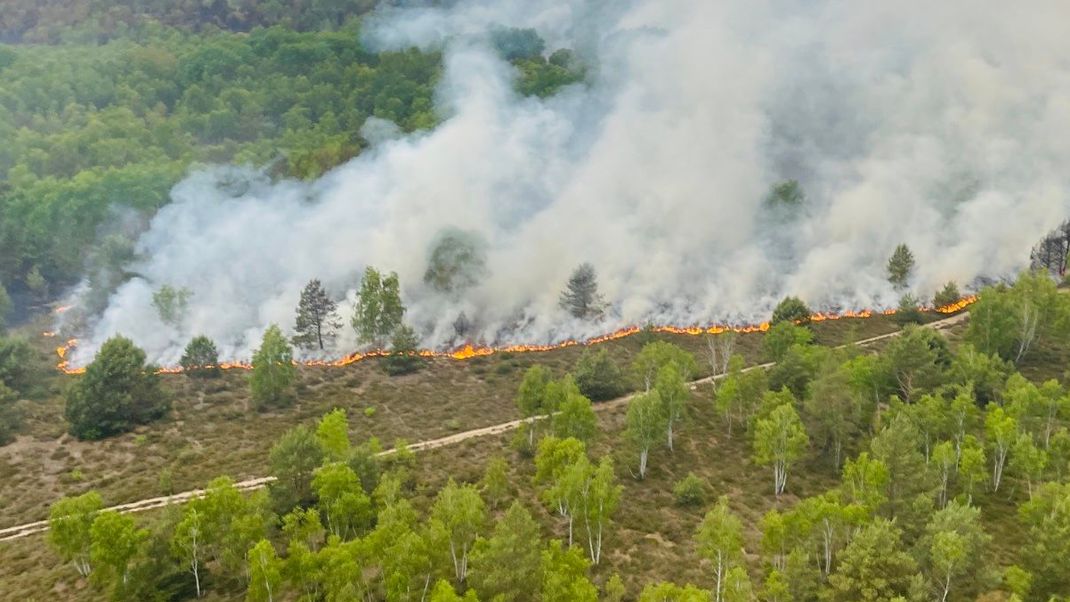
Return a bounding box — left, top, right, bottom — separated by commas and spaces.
293, 279, 339, 350
180, 335, 221, 377
887, 243, 915, 289
559, 263, 604, 319
933, 281, 961, 309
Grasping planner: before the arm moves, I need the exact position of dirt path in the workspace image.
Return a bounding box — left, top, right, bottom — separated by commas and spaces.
0, 311, 969, 542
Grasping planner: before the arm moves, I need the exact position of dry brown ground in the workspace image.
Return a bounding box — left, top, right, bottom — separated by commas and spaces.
0, 313, 934, 600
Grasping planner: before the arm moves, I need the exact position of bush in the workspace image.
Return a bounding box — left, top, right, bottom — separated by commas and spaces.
381, 325, 424, 376
574, 348, 625, 401
673, 472, 706, 505
0, 335, 44, 396
894, 293, 923, 325
65, 336, 170, 440
0, 383, 23, 445
771, 296, 811, 325
180, 335, 221, 377
933, 281, 961, 309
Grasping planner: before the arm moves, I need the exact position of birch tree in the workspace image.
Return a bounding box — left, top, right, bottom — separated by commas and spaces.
469, 501, 542, 601
805, 365, 862, 469
985, 403, 1017, 491
626, 391, 665, 479
48, 491, 103, 578
172, 507, 206, 597
957, 436, 987, 504
753, 403, 809, 496
704, 331, 736, 391
841, 452, 889, 512
932, 441, 956, 509
695, 496, 744, 602
579, 456, 620, 565
1010, 434, 1048, 498
516, 365, 551, 449
632, 341, 697, 393
655, 363, 689, 451
430, 479, 486, 585
250, 324, 296, 409
247, 539, 282, 602
921, 502, 991, 602
312, 462, 373, 540
89, 510, 146, 591
534, 436, 586, 543
553, 388, 597, 443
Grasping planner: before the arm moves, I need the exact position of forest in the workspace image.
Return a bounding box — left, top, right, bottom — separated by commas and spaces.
0, 6, 583, 306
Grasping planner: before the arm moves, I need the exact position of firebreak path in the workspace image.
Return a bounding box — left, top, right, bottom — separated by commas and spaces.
0, 311, 969, 542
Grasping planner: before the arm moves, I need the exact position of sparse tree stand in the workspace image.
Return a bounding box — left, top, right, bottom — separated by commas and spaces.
887, 243, 915, 289
560, 263, 605, 319
293, 278, 340, 350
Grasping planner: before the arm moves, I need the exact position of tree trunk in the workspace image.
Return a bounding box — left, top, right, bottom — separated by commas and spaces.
714, 552, 724, 602
993, 446, 1007, 491
192, 558, 201, 598
639, 448, 648, 479
667, 420, 674, 452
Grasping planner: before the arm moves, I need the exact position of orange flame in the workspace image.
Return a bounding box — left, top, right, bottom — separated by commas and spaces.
52, 296, 978, 375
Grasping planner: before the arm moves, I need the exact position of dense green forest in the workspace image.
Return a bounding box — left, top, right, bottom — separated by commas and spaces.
0, 8, 583, 303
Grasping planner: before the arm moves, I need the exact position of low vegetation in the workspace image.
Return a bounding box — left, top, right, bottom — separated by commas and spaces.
3, 272, 1069, 601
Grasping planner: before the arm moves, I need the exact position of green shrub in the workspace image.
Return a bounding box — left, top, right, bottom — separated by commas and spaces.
180, 335, 222, 378
933, 281, 961, 309
65, 335, 170, 440
771, 296, 811, 325
894, 293, 923, 325
673, 472, 706, 505
364, 406, 376, 418
574, 348, 625, 401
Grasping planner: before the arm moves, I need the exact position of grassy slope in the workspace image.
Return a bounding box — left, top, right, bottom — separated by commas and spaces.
0, 312, 999, 601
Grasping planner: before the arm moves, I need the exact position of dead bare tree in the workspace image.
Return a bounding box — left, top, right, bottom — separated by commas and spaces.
704, 331, 736, 391
1030, 219, 1070, 277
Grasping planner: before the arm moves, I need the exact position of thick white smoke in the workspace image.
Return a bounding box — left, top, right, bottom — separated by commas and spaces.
73, 0, 1070, 366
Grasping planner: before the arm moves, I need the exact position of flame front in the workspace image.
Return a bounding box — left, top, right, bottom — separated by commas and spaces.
53, 296, 978, 375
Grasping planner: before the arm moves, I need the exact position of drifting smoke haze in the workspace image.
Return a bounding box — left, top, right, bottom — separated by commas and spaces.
71, 0, 1070, 366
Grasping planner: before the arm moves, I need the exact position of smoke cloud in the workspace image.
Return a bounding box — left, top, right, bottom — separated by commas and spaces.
72, 0, 1070, 366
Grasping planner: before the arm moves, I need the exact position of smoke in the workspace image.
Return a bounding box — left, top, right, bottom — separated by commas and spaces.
72, 0, 1070, 366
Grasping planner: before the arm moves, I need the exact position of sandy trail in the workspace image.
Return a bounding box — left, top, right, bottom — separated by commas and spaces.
0, 311, 968, 542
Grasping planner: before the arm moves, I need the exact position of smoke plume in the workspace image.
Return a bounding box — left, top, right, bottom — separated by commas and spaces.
72, 0, 1070, 366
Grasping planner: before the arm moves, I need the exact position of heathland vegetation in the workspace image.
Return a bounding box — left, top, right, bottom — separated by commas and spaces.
0, 271, 1068, 600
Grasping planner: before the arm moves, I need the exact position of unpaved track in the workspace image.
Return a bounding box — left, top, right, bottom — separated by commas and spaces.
0, 311, 969, 542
